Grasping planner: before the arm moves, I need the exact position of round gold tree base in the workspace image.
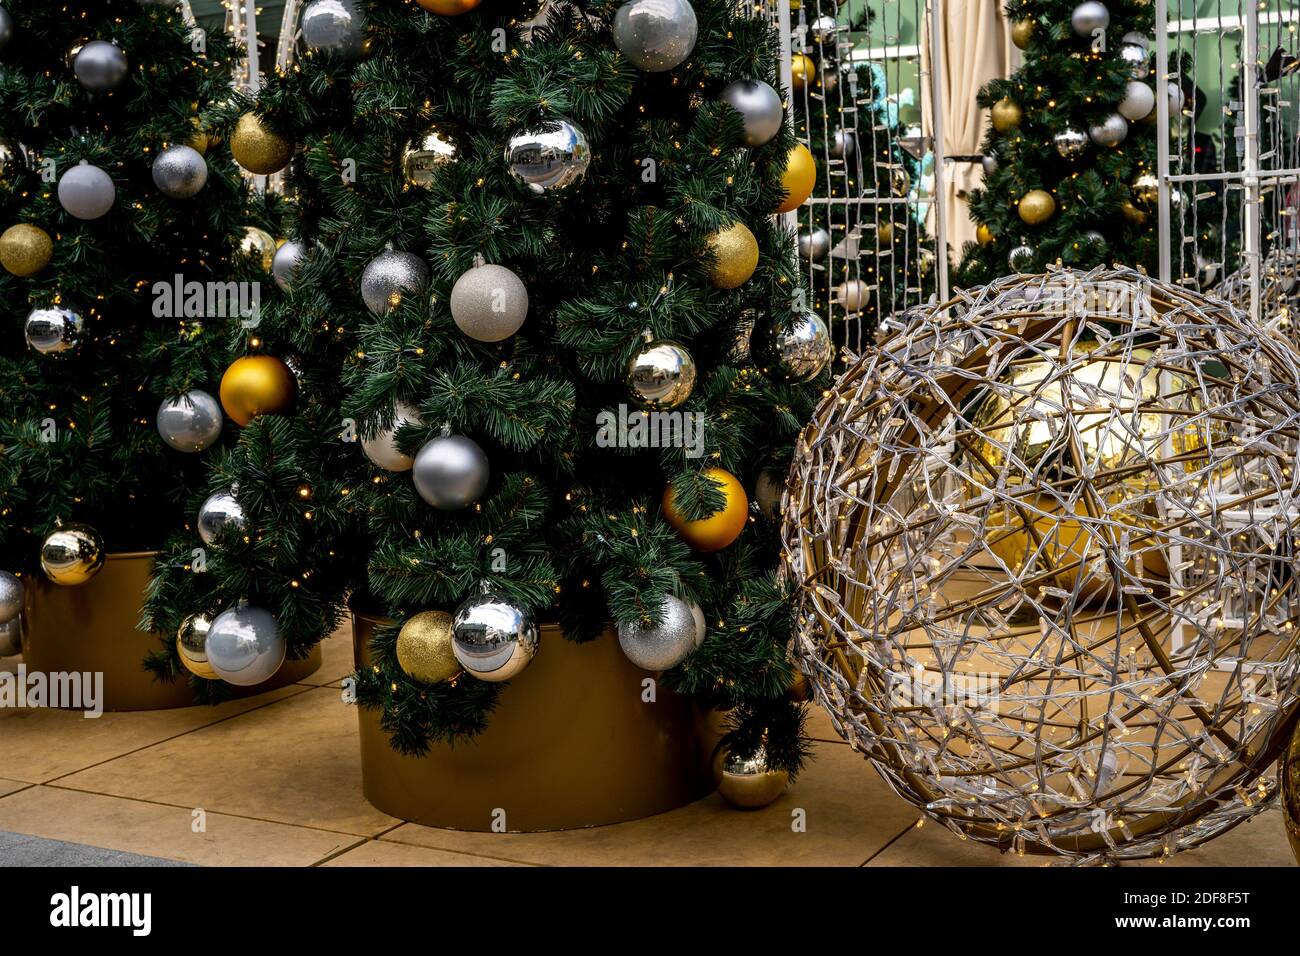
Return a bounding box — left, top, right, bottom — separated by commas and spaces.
353, 609, 720, 832
20, 552, 320, 712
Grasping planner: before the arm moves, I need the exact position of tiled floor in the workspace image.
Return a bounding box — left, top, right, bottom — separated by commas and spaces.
0, 625, 1293, 867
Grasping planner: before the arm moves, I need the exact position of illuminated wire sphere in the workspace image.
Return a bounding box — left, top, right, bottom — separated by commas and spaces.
782, 267, 1300, 863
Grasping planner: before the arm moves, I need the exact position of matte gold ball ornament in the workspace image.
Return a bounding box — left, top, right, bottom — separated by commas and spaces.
230, 112, 294, 175
705, 221, 758, 289
990, 97, 1023, 133
1018, 188, 1055, 225
790, 53, 815, 92
0, 223, 52, 276
713, 743, 789, 809
775, 143, 816, 214
663, 467, 749, 552
1011, 18, 1035, 49
40, 523, 105, 586
219, 354, 298, 427
396, 610, 461, 684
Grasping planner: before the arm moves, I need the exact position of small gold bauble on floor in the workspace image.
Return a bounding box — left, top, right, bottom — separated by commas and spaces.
1282, 718, 1300, 865
713, 743, 789, 809
705, 221, 759, 289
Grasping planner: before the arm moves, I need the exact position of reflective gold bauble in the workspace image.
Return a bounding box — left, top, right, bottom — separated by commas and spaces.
1017, 188, 1055, 225
706, 221, 758, 289
1132, 172, 1159, 207
791, 53, 815, 92
1283, 720, 1300, 865
1121, 199, 1147, 225
1011, 18, 1035, 49
220, 354, 298, 427
401, 125, 457, 189
0, 223, 52, 277
40, 523, 105, 586
417, 0, 482, 12
177, 613, 218, 680
775, 143, 816, 214
990, 97, 1023, 133
396, 610, 461, 684
976, 223, 994, 246
230, 112, 294, 175
663, 467, 749, 552
239, 226, 276, 272
713, 743, 789, 809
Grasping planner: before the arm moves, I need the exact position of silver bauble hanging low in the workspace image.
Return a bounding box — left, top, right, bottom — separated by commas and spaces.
0, 570, 23, 626
718, 79, 783, 147
73, 40, 128, 93
1118, 42, 1149, 79
797, 227, 830, 262
58, 161, 116, 219
752, 311, 832, 384
1118, 80, 1155, 121
412, 433, 490, 510
301, 0, 368, 60
1008, 244, 1036, 271
197, 490, 246, 546
451, 591, 539, 682
450, 261, 529, 341
25, 306, 83, 355
504, 118, 591, 195
360, 249, 429, 316
204, 605, 285, 687
272, 239, 306, 293
626, 338, 696, 410
361, 400, 423, 472
1053, 127, 1088, 159
1088, 112, 1127, 148
1081, 230, 1106, 249
157, 389, 223, 452
151, 144, 208, 199
612, 0, 698, 73
617, 594, 697, 671
1070, 1, 1109, 37
829, 128, 856, 160
981, 153, 998, 176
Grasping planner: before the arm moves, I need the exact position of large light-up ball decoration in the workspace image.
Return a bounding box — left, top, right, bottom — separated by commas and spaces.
782, 268, 1300, 863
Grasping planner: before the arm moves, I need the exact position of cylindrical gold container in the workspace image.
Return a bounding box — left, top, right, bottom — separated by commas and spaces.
353, 608, 720, 831
21, 552, 320, 711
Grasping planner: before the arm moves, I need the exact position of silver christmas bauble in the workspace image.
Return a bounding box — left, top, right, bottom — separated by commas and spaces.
612, 0, 698, 72
450, 262, 529, 341
688, 598, 707, 648
504, 118, 591, 195
1132, 172, 1159, 206
1119, 42, 1149, 79
1118, 80, 1155, 121
451, 592, 539, 682
829, 128, 856, 160
197, 490, 246, 546
797, 227, 830, 262
1071, 1, 1109, 37
156, 389, 222, 452
981, 153, 998, 176
25, 306, 83, 355
73, 40, 128, 93
1088, 112, 1128, 148
0, 570, 23, 625
152, 144, 207, 199
58, 161, 116, 219
204, 605, 285, 686
835, 279, 872, 313
360, 249, 429, 316
1009, 244, 1036, 271
718, 79, 783, 147
809, 14, 838, 46
714, 743, 789, 809
0, 134, 27, 178
0, 618, 19, 657
752, 311, 832, 384
626, 338, 696, 410
177, 612, 217, 680
361, 400, 423, 472
1053, 127, 1088, 159
1121, 31, 1149, 49
0, 6, 13, 52
40, 524, 105, 586
617, 594, 697, 671
271, 239, 306, 293
412, 434, 489, 509
401, 126, 457, 189
1168, 81, 1186, 117
301, 0, 368, 60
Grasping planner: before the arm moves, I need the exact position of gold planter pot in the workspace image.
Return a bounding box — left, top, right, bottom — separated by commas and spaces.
20, 551, 320, 712
353, 608, 720, 832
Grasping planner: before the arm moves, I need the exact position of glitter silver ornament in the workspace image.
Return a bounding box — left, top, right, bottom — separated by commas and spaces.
73, 40, 128, 93
25, 306, 83, 355
981, 153, 998, 176
1118, 80, 1155, 121
752, 311, 832, 384
271, 239, 306, 293
451, 591, 539, 682
0, 5, 13, 52
617, 594, 697, 671
361, 400, 423, 472
1070, 1, 1109, 37
897, 124, 932, 160
626, 338, 696, 410
1088, 112, 1127, 148
40, 524, 104, 586
797, 227, 830, 262
835, 279, 871, 313
1119, 42, 1149, 79
151, 144, 207, 198
1008, 244, 1036, 271
612, 0, 698, 73
504, 118, 591, 195
450, 261, 529, 341
1053, 127, 1088, 159
204, 605, 285, 686
301, 0, 368, 60
197, 490, 246, 546
718, 79, 783, 148
58, 161, 115, 219
360, 249, 429, 316
157, 389, 222, 452
401, 126, 457, 189
0, 618, 19, 657
412, 433, 489, 509
829, 128, 856, 160
0, 570, 23, 625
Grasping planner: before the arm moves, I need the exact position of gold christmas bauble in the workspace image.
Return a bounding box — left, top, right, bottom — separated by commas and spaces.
713, 743, 789, 809
663, 467, 749, 553
990, 97, 1023, 133
791, 53, 815, 93
1132, 172, 1159, 207
1011, 18, 1035, 49
239, 226, 277, 272
775, 143, 816, 214
40, 523, 105, 586
0, 223, 52, 277
976, 223, 995, 246
220, 354, 298, 427
877, 222, 894, 245
177, 613, 218, 680
1121, 199, 1148, 225
396, 610, 461, 684
417, 0, 482, 12
401, 125, 458, 189
1283, 720, 1300, 865
231, 112, 294, 175
706, 222, 759, 289
1017, 189, 1055, 225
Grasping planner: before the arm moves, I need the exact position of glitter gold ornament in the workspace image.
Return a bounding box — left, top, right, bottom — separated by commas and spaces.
662, 467, 749, 552
0, 223, 52, 276
775, 143, 815, 214
219, 354, 298, 427
705, 221, 758, 289
417, 0, 482, 13
1017, 188, 1055, 225
791, 53, 815, 92
396, 610, 461, 684
1011, 18, 1034, 49
230, 112, 294, 175
990, 97, 1023, 133
976, 223, 994, 246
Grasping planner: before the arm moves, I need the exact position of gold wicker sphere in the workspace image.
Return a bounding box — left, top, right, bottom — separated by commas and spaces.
782, 267, 1300, 863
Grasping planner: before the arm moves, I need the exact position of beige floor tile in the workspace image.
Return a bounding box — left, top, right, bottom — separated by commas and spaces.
323, 839, 530, 867
804, 705, 847, 745
0, 786, 358, 866
56, 686, 398, 837
0, 778, 30, 798
0, 685, 306, 783
867, 818, 1042, 867
381, 740, 916, 866
296, 625, 355, 687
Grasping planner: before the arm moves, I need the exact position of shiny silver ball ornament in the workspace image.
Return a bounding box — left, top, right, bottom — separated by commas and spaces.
451, 592, 539, 682
981, 153, 998, 176
0, 134, 28, 178
504, 118, 591, 195
156, 389, 222, 452
809, 14, 838, 46
58, 161, 116, 219
151, 144, 207, 198
0, 570, 23, 625
176, 612, 217, 680
0, 618, 19, 657
412, 433, 490, 510
0, 6, 13, 52
271, 239, 306, 293
713, 743, 789, 809
829, 128, 856, 160
450, 261, 529, 341
835, 279, 872, 313
718, 79, 782, 147
1070, 1, 1109, 37
360, 249, 429, 316
1053, 127, 1088, 159
1118, 80, 1155, 121
401, 126, 457, 189
752, 311, 832, 384
612, 0, 698, 72
617, 594, 697, 671
797, 228, 830, 263
626, 338, 696, 410
197, 490, 246, 546
25, 306, 83, 355
73, 40, 128, 93
204, 605, 285, 687
361, 400, 423, 472
1119, 42, 1149, 79
1008, 244, 1036, 272
40, 524, 105, 586
1122, 31, 1149, 49
1088, 112, 1128, 148
1081, 229, 1107, 251
301, 0, 368, 60
1168, 81, 1186, 118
